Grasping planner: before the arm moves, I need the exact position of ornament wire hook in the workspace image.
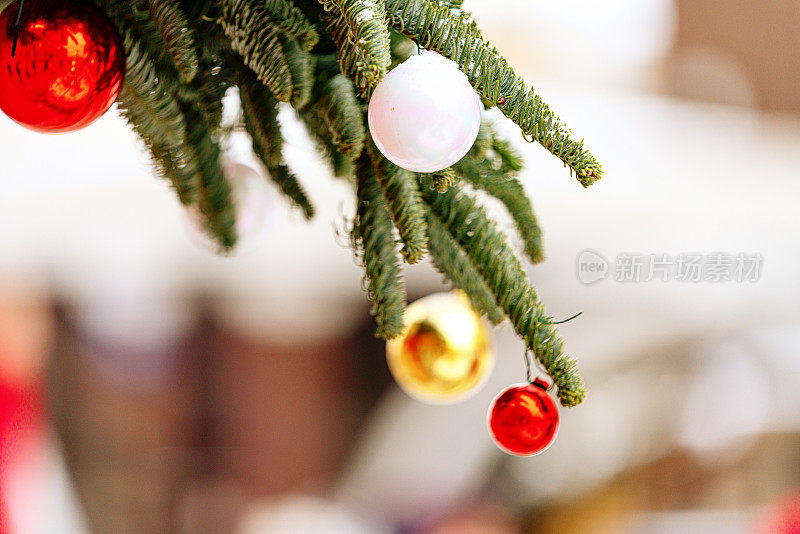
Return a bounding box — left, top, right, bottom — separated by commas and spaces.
11, 0, 25, 58
523, 347, 532, 384
523, 348, 555, 393
549, 311, 583, 325
521, 313, 582, 390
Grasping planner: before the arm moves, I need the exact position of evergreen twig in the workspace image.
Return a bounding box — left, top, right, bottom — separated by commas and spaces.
318, 74, 366, 159
145, 0, 199, 83
180, 103, 237, 250
237, 64, 315, 218
368, 143, 428, 264
219, 0, 293, 102
455, 129, 544, 263
424, 185, 587, 407
264, 0, 320, 51
425, 208, 505, 323
352, 153, 407, 339
321, 0, 392, 97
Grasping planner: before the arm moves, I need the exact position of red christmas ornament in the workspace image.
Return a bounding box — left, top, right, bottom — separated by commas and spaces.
488, 379, 559, 456
0, 0, 125, 133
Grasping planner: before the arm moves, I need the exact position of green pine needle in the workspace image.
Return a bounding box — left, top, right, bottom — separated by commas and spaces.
425, 208, 505, 323
279, 32, 315, 109
219, 0, 293, 102
116, 26, 200, 204
180, 104, 237, 250
145, 0, 199, 83
264, 0, 321, 52
238, 64, 315, 218
268, 165, 316, 220
368, 143, 428, 264
352, 153, 407, 339
321, 0, 392, 97
455, 132, 544, 263
318, 74, 366, 159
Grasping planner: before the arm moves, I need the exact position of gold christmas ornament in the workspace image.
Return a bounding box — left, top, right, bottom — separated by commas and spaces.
386, 292, 493, 404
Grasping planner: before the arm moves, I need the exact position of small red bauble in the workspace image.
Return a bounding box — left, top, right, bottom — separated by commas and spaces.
488, 379, 559, 456
0, 0, 125, 132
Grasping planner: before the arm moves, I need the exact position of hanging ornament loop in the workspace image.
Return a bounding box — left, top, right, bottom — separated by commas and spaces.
11, 0, 25, 57
523, 348, 555, 393
521, 311, 582, 391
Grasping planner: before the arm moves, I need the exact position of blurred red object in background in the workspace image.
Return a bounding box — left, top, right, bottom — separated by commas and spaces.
0, 375, 44, 534
0, 285, 51, 534
755, 489, 800, 534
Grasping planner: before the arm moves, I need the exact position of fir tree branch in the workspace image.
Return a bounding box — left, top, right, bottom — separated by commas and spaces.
279, 32, 315, 108
188, 50, 234, 133
384, 0, 603, 186
299, 102, 355, 178
115, 26, 200, 204
180, 103, 237, 250
353, 153, 407, 339
105, 1, 174, 61
218, 0, 293, 102
424, 209, 505, 323
455, 150, 544, 263
263, 0, 320, 52
491, 131, 524, 173
236, 63, 284, 167
237, 64, 315, 218
94, 0, 594, 409
117, 27, 185, 146
421, 167, 457, 193
175, 0, 216, 19
318, 74, 366, 159
321, 0, 392, 97
144, 0, 199, 83
423, 185, 587, 406
295, 56, 360, 177
268, 164, 316, 220
472, 119, 493, 159
144, 144, 200, 205
368, 143, 428, 264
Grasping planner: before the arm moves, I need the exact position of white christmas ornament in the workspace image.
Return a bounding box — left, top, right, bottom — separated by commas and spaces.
368, 51, 481, 173
185, 160, 276, 254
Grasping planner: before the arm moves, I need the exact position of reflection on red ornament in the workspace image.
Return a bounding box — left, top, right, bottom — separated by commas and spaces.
0, 0, 125, 132
488, 379, 559, 456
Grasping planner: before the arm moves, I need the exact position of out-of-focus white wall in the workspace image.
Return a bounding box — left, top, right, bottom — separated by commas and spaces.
467, 0, 677, 90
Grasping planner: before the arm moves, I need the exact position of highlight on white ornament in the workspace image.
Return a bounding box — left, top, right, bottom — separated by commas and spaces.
368, 51, 481, 173
184, 159, 276, 254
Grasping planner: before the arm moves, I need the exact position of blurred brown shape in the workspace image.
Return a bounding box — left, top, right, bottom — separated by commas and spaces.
672, 0, 800, 111
47, 302, 385, 533
0, 282, 52, 386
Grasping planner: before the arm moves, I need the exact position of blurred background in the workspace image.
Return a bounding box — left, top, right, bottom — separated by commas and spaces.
1, 0, 800, 532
